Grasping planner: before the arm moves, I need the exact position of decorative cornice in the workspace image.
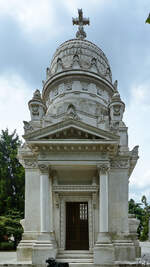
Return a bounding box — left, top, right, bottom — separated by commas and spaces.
52, 184, 99, 192
28, 143, 118, 155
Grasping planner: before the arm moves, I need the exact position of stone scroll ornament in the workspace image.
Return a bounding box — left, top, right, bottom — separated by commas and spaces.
97, 163, 110, 174
38, 163, 49, 173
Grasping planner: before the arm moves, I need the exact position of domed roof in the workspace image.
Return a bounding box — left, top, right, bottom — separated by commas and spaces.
49, 38, 112, 83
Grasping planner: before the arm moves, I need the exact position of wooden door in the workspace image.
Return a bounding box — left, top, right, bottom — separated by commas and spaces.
66, 202, 89, 250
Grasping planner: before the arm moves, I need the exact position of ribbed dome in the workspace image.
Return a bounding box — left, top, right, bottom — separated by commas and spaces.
49, 38, 112, 83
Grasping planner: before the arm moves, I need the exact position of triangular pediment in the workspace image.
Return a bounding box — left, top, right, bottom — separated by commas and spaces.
24, 119, 119, 143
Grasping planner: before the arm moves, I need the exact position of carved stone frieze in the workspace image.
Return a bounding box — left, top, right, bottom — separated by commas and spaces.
53, 184, 99, 192
30, 143, 117, 155
110, 159, 130, 169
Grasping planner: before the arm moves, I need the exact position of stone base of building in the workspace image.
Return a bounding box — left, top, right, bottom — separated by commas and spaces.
17, 232, 40, 262
17, 240, 33, 262
93, 232, 141, 265
17, 232, 57, 264
94, 243, 115, 265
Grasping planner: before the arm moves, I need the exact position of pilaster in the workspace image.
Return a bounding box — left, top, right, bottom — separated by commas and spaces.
94, 162, 115, 265
32, 163, 57, 265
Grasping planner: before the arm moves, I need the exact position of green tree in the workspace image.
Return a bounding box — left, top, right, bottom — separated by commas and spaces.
0, 129, 25, 216
0, 129, 25, 249
129, 196, 150, 241
0, 211, 23, 249
146, 13, 150, 24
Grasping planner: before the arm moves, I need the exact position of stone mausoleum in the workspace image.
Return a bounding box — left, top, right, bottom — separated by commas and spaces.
17, 9, 140, 266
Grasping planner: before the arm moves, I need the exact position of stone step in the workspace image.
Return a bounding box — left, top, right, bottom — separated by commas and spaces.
56, 250, 93, 263
57, 255, 93, 259
56, 259, 93, 263
56, 251, 93, 263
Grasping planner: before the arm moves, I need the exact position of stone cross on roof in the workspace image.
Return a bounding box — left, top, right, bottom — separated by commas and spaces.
72, 9, 90, 40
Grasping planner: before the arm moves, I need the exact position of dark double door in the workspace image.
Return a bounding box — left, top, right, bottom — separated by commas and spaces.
66, 202, 89, 250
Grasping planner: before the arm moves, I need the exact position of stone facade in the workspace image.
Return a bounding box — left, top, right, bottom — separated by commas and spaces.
17, 9, 140, 266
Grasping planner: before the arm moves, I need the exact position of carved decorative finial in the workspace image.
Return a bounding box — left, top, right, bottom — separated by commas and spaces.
72, 9, 90, 40
113, 80, 118, 91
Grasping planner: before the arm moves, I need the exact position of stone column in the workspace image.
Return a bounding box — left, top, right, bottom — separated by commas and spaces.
94, 162, 114, 265
39, 164, 50, 232
32, 164, 57, 265
98, 163, 109, 240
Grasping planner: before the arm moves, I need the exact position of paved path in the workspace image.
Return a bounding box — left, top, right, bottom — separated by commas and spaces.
0, 242, 150, 264
0, 252, 17, 264
140, 242, 150, 263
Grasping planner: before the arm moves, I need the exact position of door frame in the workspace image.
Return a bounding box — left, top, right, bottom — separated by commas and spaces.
60, 195, 93, 251
66, 201, 89, 250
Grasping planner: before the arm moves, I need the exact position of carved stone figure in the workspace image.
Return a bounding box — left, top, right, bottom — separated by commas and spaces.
23, 121, 33, 134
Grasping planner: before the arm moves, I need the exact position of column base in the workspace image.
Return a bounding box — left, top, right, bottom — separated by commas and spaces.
32, 232, 57, 265
17, 240, 33, 262
96, 232, 112, 243
94, 244, 114, 265
94, 232, 114, 265
112, 233, 141, 261
17, 232, 40, 262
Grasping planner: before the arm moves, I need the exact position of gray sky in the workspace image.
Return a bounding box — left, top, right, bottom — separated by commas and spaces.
0, 0, 150, 202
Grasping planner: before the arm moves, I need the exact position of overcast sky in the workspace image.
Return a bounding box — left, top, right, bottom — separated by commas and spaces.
0, 0, 149, 202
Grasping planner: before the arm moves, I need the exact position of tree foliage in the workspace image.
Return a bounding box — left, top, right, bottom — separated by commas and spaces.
145, 13, 150, 24
129, 196, 150, 241
0, 129, 25, 249
0, 129, 25, 215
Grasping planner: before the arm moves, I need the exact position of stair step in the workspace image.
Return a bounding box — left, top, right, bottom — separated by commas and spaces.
57, 255, 93, 259
56, 258, 93, 263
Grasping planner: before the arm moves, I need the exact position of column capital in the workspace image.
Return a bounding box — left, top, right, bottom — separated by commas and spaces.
38, 163, 49, 174
97, 162, 110, 174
